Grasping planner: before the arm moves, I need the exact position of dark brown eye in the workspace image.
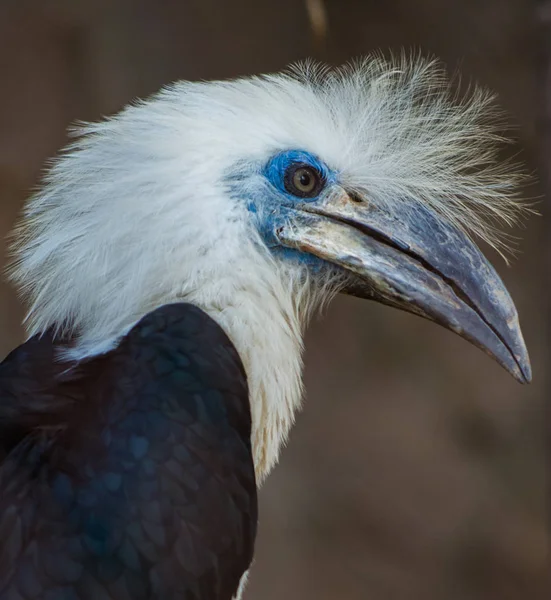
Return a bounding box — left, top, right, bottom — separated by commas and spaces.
284, 164, 325, 198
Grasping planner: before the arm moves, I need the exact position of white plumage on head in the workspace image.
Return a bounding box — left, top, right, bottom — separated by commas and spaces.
9, 54, 527, 480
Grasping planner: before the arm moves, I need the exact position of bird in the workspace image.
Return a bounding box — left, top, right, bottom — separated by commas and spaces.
0, 55, 531, 599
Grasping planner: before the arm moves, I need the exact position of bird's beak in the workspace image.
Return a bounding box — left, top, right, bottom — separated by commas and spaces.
274, 191, 531, 383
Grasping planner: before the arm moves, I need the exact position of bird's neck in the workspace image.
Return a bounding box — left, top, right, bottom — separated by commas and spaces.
187, 273, 308, 482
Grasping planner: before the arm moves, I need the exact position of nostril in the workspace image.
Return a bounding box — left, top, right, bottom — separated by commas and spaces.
348, 191, 364, 203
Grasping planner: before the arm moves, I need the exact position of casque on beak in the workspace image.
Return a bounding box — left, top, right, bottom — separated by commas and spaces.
274, 190, 531, 383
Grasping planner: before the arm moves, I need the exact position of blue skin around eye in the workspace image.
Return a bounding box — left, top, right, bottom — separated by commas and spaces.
224, 149, 340, 273
263, 149, 335, 200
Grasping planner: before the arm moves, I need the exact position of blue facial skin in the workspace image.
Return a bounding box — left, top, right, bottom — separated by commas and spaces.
225, 149, 340, 273
262, 149, 335, 202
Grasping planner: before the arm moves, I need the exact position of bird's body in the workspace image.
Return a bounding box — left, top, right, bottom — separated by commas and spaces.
0, 304, 256, 599
0, 56, 531, 598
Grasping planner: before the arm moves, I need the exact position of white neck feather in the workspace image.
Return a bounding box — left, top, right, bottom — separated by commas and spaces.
191, 272, 307, 482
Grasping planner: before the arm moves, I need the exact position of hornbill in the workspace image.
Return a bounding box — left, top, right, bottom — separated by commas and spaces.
0, 56, 531, 599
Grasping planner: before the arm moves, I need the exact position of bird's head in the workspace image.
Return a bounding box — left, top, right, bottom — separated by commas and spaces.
10, 55, 531, 477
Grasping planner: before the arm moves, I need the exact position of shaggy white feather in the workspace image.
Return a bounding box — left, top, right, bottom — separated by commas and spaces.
9, 54, 525, 481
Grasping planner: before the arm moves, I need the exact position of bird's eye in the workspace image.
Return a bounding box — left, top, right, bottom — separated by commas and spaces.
284, 164, 324, 198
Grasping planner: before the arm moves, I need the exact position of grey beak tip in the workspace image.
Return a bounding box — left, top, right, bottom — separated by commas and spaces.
518, 359, 532, 384
507, 321, 532, 384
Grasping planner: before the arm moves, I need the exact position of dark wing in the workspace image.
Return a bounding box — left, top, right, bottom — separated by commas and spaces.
0, 330, 75, 460
0, 303, 257, 600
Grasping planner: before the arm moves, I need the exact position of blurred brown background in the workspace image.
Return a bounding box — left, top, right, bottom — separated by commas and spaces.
0, 0, 548, 598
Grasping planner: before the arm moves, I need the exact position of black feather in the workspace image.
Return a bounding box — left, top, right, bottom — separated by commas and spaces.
0, 303, 257, 600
